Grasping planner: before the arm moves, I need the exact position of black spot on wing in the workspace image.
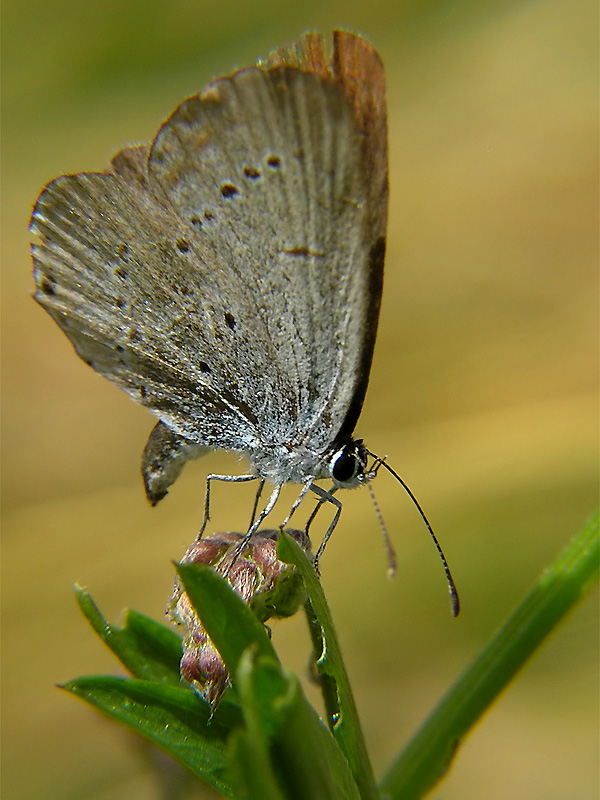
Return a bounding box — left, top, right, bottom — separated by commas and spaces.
40, 276, 57, 296
221, 183, 239, 199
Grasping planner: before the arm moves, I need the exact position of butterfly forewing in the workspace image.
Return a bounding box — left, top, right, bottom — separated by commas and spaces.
31, 31, 388, 484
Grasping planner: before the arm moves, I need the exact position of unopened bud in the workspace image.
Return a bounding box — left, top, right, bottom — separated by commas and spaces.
167, 529, 310, 709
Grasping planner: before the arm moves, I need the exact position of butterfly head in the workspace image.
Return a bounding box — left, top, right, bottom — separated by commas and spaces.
329, 439, 374, 489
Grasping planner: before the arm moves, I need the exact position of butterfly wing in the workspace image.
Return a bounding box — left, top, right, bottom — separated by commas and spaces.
31, 31, 387, 481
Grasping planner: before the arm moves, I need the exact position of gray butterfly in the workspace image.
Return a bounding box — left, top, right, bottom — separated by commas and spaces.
31, 31, 388, 567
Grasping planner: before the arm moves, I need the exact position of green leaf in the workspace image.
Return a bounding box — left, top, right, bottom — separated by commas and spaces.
75, 585, 182, 685
277, 533, 378, 800
226, 653, 288, 800
176, 562, 278, 676
227, 726, 286, 800
234, 649, 361, 800
62, 675, 240, 797
177, 561, 361, 799
380, 509, 600, 800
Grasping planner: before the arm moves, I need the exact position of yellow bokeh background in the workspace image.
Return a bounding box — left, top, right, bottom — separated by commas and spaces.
2, 1, 597, 798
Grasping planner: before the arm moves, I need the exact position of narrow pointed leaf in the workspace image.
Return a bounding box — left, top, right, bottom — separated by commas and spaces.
62, 675, 240, 796
236, 650, 362, 800
227, 717, 285, 800
176, 563, 278, 676
380, 510, 600, 799
277, 533, 378, 800
75, 586, 182, 684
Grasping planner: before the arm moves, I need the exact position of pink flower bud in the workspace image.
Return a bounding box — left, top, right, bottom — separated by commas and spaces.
167, 529, 311, 709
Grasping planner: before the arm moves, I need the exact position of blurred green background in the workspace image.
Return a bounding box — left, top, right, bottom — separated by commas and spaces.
2, 0, 598, 798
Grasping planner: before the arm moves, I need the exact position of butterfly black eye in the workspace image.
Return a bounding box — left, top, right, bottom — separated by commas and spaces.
331, 441, 366, 486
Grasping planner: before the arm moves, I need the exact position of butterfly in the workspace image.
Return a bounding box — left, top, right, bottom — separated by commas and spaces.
31, 30, 458, 611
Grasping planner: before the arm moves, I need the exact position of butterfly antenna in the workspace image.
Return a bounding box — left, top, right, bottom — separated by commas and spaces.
368, 453, 460, 617
366, 480, 397, 578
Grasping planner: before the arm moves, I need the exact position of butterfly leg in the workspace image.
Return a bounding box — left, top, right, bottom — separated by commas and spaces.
198, 473, 259, 539
278, 480, 314, 530
305, 485, 339, 536
248, 479, 266, 529
308, 483, 343, 574
247, 482, 282, 538
220, 482, 282, 573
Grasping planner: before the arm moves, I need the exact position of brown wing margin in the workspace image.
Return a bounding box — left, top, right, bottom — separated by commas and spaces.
264, 31, 387, 239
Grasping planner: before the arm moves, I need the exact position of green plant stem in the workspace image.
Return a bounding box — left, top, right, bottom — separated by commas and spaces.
380, 509, 600, 800
279, 533, 379, 800
303, 598, 340, 726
